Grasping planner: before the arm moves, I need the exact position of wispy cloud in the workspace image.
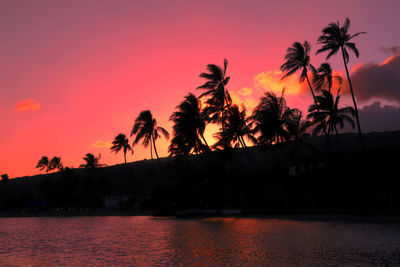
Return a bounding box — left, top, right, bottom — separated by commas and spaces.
379, 46, 400, 56
91, 141, 112, 148
15, 99, 41, 112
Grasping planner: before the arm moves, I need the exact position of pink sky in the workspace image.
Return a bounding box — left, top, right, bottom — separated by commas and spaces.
1, 0, 399, 177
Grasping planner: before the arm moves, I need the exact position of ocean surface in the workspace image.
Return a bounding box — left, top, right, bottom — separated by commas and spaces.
1, 216, 400, 266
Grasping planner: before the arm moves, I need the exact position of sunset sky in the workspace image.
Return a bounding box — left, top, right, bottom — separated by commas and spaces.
1, 0, 399, 178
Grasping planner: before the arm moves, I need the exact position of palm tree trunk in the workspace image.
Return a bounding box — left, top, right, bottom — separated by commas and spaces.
124, 152, 127, 164
200, 133, 211, 150
150, 139, 153, 160
341, 47, 364, 145
238, 137, 245, 148
239, 136, 247, 148
305, 74, 319, 112
306, 74, 329, 140
223, 88, 247, 147
334, 124, 339, 137
152, 137, 160, 160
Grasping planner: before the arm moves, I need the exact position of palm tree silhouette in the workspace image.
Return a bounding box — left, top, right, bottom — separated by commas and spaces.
36, 156, 50, 173
285, 109, 310, 142
316, 18, 365, 137
131, 110, 169, 160
198, 59, 248, 147
111, 133, 133, 164
80, 153, 106, 168
197, 59, 233, 125
281, 41, 320, 112
312, 63, 343, 93
169, 93, 209, 156
307, 89, 355, 136
49, 157, 63, 172
251, 89, 291, 145
213, 104, 254, 149
198, 59, 230, 106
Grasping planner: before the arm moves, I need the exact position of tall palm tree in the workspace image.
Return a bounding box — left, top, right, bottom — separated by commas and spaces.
198, 59, 249, 146
213, 104, 254, 149
111, 133, 133, 164
281, 41, 320, 111
49, 157, 63, 172
312, 63, 343, 93
316, 17, 365, 136
131, 110, 169, 160
307, 89, 355, 136
251, 89, 291, 145
80, 153, 106, 168
169, 93, 209, 156
197, 59, 232, 125
36, 156, 50, 173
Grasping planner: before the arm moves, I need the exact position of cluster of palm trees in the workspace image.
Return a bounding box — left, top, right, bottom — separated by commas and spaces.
36, 156, 63, 173
34, 17, 364, 171
79, 153, 106, 168
108, 17, 364, 163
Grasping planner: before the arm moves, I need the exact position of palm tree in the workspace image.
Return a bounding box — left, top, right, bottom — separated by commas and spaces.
316, 17, 365, 136
307, 89, 355, 136
285, 109, 310, 142
80, 153, 106, 168
1, 174, 8, 184
213, 104, 254, 149
251, 89, 291, 145
131, 110, 169, 160
49, 157, 63, 171
198, 59, 249, 147
169, 93, 209, 156
111, 133, 133, 164
281, 41, 320, 112
36, 156, 50, 173
197, 59, 232, 125
312, 63, 343, 93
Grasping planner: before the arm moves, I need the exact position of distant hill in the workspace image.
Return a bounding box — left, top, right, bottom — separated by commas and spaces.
2, 130, 400, 216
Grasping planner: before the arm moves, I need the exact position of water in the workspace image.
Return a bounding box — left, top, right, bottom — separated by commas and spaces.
0, 216, 400, 266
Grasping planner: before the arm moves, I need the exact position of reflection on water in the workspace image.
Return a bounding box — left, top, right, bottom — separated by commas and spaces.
1, 216, 400, 266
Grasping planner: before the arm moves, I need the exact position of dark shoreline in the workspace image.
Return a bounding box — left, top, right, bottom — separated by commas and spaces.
2, 210, 400, 223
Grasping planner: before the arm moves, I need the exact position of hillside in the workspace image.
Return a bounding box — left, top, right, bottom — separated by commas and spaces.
1, 130, 400, 215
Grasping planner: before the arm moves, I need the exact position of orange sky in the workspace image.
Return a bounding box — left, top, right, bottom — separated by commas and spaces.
1, 0, 399, 178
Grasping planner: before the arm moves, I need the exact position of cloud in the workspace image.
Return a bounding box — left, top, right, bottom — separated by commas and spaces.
351, 62, 363, 73
230, 69, 323, 112
15, 99, 41, 112
91, 141, 112, 148
348, 55, 400, 103
254, 69, 308, 96
358, 101, 400, 132
379, 46, 400, 56
230, 90, 258, 110
238, 87, 253, 96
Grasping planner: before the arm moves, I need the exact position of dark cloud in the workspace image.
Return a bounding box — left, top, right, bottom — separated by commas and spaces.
349, 55, 400, 103
379, 46, 400, 56
358, 101, 400, 132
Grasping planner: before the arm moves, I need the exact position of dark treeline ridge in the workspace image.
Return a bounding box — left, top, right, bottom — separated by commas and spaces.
1, 131, 400, 216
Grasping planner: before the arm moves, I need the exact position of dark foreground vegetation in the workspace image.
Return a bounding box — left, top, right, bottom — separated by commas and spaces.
1, 131, 400, 217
